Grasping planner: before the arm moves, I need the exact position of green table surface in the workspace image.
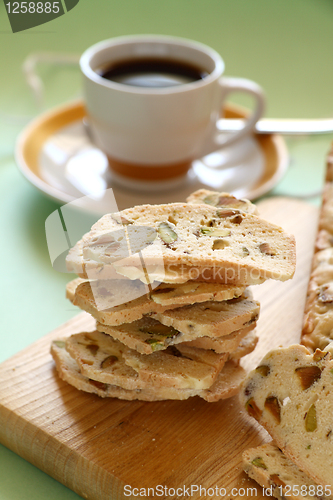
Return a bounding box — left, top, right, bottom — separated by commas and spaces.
1, 0, 333, 498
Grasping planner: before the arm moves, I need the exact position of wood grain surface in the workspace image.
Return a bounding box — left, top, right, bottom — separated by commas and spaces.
0, 198, 318, 500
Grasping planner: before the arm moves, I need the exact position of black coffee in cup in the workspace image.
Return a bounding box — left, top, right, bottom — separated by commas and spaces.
97, 58, 209, 88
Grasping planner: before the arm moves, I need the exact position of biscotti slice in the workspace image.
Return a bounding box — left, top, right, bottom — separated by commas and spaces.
51, 339, 198, 400
121, 343, 227, 389
65, 332, 146, 390
97, 316, 184, 354
66, 240, 162, 282
151, 291, 260, 339
243, 443, 333, 500
66, 278, 174, 324
185, 330, 258, 362
66, 237, 134, 279
180, 322, 256, 353
97, 292, 259, 352
240, 344, 333, 487
66, 331, 227, 390
97, 317, 257, 355
228, 329, 258, 361
202, 360, 246, 402
186, 189, 258, 214
51, 339, 200, 401
66, 277, 86, 298
68, 248, 286, 286
66, 240, 127, 279
150, 281, 245, 306
68, 202, 295, 285
66, 278, 245, 326
51, 340, 244, 401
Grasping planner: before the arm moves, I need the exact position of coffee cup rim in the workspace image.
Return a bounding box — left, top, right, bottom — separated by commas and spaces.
80, 34, 224, 94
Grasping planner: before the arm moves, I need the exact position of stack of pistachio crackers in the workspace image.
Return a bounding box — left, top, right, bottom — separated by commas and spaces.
51, 190, 296, 402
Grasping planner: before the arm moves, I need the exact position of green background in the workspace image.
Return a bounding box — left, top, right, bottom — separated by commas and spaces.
0, 1, 333, 498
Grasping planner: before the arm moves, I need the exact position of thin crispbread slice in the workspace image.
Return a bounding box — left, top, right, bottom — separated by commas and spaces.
67, 202, 295, 285
97, 316, 184, 354
51, 340, 244, 401
202, 360, 246, 402
66, 240, 144, 281
65, 332, 146, 390
186, 189, 258, 214
240, 344, 333, 488
66, 278, 174, 324
51, 339, 195, 400
183, 323, 256, 353
228, 329, 258, 361
67, 253, 280, 286
121, 342, 227, 390
151, 290, 260, 338
66, 331, 227, 390
66, 277, 86, 299
149, 281, 245, 306
66, 278, 245, 326
97, 317, 257, 355
243, 443, 332, 500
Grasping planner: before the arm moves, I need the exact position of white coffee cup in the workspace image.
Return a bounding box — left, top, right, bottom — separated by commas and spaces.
80, 35, 265, 188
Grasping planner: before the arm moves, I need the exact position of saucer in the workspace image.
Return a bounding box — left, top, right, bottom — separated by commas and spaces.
16, 100, 288, 212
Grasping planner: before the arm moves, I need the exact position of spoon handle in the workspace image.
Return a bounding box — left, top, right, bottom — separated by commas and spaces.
217, 118, 333, 135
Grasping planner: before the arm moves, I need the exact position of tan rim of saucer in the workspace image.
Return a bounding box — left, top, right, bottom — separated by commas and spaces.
16, 101, 86, 204
16, 100, 289, 203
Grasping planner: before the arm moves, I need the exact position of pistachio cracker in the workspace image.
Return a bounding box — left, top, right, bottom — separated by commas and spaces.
66, 331, 228, 390
67, 278, 245, 326
51, 339, 244, 402
67, 202, 296, 286
186, 189, 258, 214
151, 290, 260, 339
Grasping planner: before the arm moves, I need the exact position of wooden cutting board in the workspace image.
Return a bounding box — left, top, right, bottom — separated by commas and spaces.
0, 197, 318, 500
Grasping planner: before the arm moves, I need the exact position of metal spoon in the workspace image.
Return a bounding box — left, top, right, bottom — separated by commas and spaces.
84, 115, 333, 139
217, 118, 333, 135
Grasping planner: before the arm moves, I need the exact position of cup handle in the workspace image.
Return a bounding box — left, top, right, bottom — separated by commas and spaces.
212, 77, 265, 149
